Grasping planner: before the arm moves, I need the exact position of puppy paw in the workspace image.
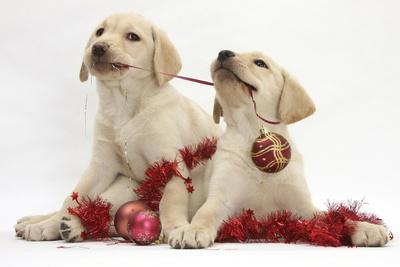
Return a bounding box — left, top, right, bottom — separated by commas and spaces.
16, 215, 42, 225
15, 213, 54, 237
160, 223, 186, 243
22, 217, 61, 241
168, 225, 214, 249
59, 216, 84, 242
351, 221, 390, 247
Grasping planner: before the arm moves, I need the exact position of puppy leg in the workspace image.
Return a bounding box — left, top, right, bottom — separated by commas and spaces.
276, 183, 321, 220
159, 175, 190, 242
294, 210, 390, 247
99, 175, 140, 236
168, 196, 231, 249
280, 185, 390, 246
60, 175, 139, 242
168, 162, 244, 249
22, 156, 120, 241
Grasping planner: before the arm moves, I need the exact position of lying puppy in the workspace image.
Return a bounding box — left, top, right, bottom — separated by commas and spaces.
168, 50, 390, 248
14, 12, 220, 242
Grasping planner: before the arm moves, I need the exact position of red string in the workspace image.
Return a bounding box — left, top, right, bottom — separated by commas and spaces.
248, 89, 280, 125
114, 63, 280, 125
113, 63, 214, 86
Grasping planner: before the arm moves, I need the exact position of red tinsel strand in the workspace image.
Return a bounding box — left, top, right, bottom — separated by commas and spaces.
135, 137, 218, 210
179, 147, 199, 170
261, 210, 297, 243
67, 192, 112, 240
217, 217, 247, 242
180, 137, 218, 169
327, 200, 383, 225
216, 201, 387, 247
134, 159, 194, 210
193, 137, 218, 162
135, 160, 179, 210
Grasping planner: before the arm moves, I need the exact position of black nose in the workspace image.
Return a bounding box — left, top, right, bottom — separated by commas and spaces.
92, 42, 109, 57
218, 50, 235, 62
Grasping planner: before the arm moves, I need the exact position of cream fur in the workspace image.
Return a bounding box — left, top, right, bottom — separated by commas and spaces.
168, 51, 390, 248
278, 69, 315, 124
14, 12, 221, 242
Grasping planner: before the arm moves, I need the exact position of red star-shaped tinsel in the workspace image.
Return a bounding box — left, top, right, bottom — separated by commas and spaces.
70, 192, 79, 202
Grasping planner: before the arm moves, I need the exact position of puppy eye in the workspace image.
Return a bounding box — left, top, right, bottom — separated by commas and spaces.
254, 59, 268, 69
95, 28, 104, 37
127, 32, 140, 41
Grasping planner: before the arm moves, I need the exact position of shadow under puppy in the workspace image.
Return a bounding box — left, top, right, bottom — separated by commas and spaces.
168, 50, 390, 249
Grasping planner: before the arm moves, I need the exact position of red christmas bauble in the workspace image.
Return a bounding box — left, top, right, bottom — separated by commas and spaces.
114, 200, 148, 240
127, 210, 161, 245
251, 130, 291, 173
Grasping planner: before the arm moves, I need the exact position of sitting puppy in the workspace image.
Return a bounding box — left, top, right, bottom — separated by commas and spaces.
168, 50, 390, 248
14, 13, 220, 242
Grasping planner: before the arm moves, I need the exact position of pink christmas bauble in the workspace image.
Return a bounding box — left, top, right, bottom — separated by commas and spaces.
114, 200, 148, 240
127, 210, 161, 245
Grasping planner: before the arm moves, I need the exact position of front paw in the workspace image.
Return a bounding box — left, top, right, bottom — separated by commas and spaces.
168, 225, 215, 249
351, 221, 390, 247
22, 217, 61, 241
59, 216, 84, 242
15, 213, 55, 237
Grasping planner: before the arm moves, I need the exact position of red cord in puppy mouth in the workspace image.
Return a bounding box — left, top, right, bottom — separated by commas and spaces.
110, 62, 130, 70
109, 62, 214, 86
110, 62, 278, 125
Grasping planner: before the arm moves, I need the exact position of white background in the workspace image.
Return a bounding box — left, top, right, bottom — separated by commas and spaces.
0, 0, 399, 266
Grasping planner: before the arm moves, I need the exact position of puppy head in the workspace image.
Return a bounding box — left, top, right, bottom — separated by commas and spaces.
80, 12, 181, 85
211, 50, 315, 125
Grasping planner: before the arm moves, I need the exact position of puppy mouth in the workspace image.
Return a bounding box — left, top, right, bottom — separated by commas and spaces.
215, 67, 257, 92
89, 60, 130, 73
110, 62, 131, 70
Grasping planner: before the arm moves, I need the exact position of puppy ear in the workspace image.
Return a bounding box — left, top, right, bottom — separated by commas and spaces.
79, 62, 88, 82
152, 26, 182, 86
278, 70, 315, 124
213, 98, 223, 124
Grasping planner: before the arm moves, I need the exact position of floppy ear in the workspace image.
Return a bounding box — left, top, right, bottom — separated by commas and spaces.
278, 70, 315, 124
79, 61, 88, 82
152, 26, 182, 86
213, 98, 223, 124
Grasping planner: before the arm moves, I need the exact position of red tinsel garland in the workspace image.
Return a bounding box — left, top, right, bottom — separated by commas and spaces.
135, 137, 218, 210
217, 201, 388, 246
67, 192, 113, 240
67, 136, 390, 246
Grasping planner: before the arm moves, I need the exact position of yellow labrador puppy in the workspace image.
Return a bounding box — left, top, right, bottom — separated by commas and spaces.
14, 13, 220, 242
168, 50, 390, 248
